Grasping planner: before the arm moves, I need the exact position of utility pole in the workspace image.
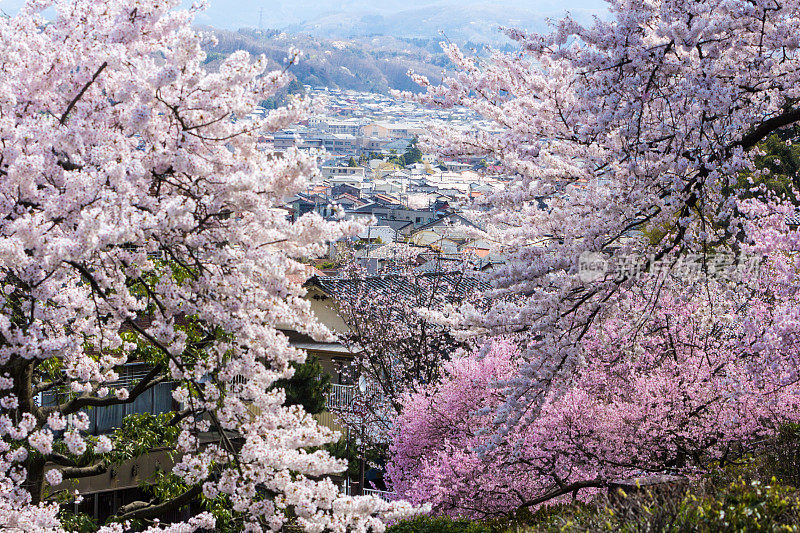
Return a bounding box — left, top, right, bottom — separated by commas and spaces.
358, 375, 367, 495
359, 417, 365, 495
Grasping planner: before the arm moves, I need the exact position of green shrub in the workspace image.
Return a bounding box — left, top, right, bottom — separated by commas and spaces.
57, 510, 97, 533
757, 423, 800, 487
535, 479, 800, 532
676, 479, 800, 532
271, 354, 330, 414
387, 515, 493, 533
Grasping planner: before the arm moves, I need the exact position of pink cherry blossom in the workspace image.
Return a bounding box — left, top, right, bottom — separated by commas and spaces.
399, 0, 800, 428
388, 276, 800, 517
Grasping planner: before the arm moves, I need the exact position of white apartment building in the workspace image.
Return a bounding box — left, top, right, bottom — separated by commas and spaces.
321, 166, 367, 180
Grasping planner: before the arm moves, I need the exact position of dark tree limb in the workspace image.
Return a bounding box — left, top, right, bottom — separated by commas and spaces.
115, 485, 202, 522
33, 377, 64, 396
60, 61, 108, 125
517, 479, 607, 510
60, 462, 108, 479
733, 105, 800, 151
52, 368, 167, 416
48, 452, 80, 467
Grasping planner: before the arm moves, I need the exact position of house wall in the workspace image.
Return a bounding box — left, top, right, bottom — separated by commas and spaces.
305, 287, 348, 334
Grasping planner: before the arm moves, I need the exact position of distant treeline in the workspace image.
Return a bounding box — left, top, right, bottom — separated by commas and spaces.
201, 27, 456, 94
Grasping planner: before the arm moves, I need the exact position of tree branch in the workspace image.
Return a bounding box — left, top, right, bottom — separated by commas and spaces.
56, 365, 167, 416
60, 61, 108, 125
33, 377, 64, 396
115, 485, 202, 522
734, 105, 800, 151
48, 452, 79, 467
517, 479, 607, 510
59, 462, 108, 479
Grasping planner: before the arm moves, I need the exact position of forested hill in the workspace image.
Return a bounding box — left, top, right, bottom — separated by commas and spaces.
200, 0, 606, 95
202, 28, 461, 94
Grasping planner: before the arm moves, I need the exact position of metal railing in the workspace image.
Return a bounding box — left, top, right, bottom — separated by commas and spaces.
363, 488, 401, 501
325, 383, 383, 411
342, 479, 401, 501
326, 383, 358, 410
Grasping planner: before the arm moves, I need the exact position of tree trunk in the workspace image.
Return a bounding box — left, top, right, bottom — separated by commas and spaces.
26, 457, 45, 505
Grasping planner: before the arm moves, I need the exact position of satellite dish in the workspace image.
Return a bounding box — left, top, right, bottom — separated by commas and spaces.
358, 375, 367, 394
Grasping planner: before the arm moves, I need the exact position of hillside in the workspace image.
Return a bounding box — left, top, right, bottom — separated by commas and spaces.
285, 3, 587, 44
204, 28, 456, 93
190, 0, 607, 38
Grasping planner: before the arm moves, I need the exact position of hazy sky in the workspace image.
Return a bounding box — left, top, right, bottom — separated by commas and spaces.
191, 1, 607, 29
0, 1, 608, 30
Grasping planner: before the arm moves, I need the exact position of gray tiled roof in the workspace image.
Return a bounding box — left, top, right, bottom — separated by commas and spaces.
305, 271, 490, 303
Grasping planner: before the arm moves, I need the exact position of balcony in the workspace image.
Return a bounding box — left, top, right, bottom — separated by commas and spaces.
326, 383, 358, 410
325, 382, 381, 411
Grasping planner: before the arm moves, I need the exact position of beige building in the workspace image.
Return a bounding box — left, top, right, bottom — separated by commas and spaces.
362, 122, 426, 140
321, 165, 366, 180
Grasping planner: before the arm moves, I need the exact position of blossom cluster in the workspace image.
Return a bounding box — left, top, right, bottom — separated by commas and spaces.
388, 275, 800, 516
399, 0, 800, 435
0, 0, 414, 531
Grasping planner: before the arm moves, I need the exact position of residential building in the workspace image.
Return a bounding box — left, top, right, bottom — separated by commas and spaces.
321, 166, 366, 180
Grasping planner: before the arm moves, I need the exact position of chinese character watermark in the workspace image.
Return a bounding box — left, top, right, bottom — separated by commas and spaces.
577, 252, 762, 283
578, 252, 609, 283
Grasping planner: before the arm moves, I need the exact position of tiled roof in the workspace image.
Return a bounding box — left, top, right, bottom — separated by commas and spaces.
374, 218, 414, 231
305, 271, 490, 303
414, 212, 483, 232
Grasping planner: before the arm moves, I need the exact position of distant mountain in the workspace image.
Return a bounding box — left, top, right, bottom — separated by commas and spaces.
190, 0, 607, 35
198, 1, 607, 94
205, 28, 454, 94
0, 1, 607, 43
285, 3, 602, 44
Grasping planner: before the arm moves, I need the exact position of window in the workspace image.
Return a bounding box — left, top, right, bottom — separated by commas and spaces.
42, 365, 175, 435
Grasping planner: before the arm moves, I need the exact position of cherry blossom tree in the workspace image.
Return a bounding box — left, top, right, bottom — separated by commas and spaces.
387, 0, 800, 516
329, 256, 483, 440
401, 0, 800, 428
387, 272, 800, 517
0, 1, 418, 531
313, 257, 485, 496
